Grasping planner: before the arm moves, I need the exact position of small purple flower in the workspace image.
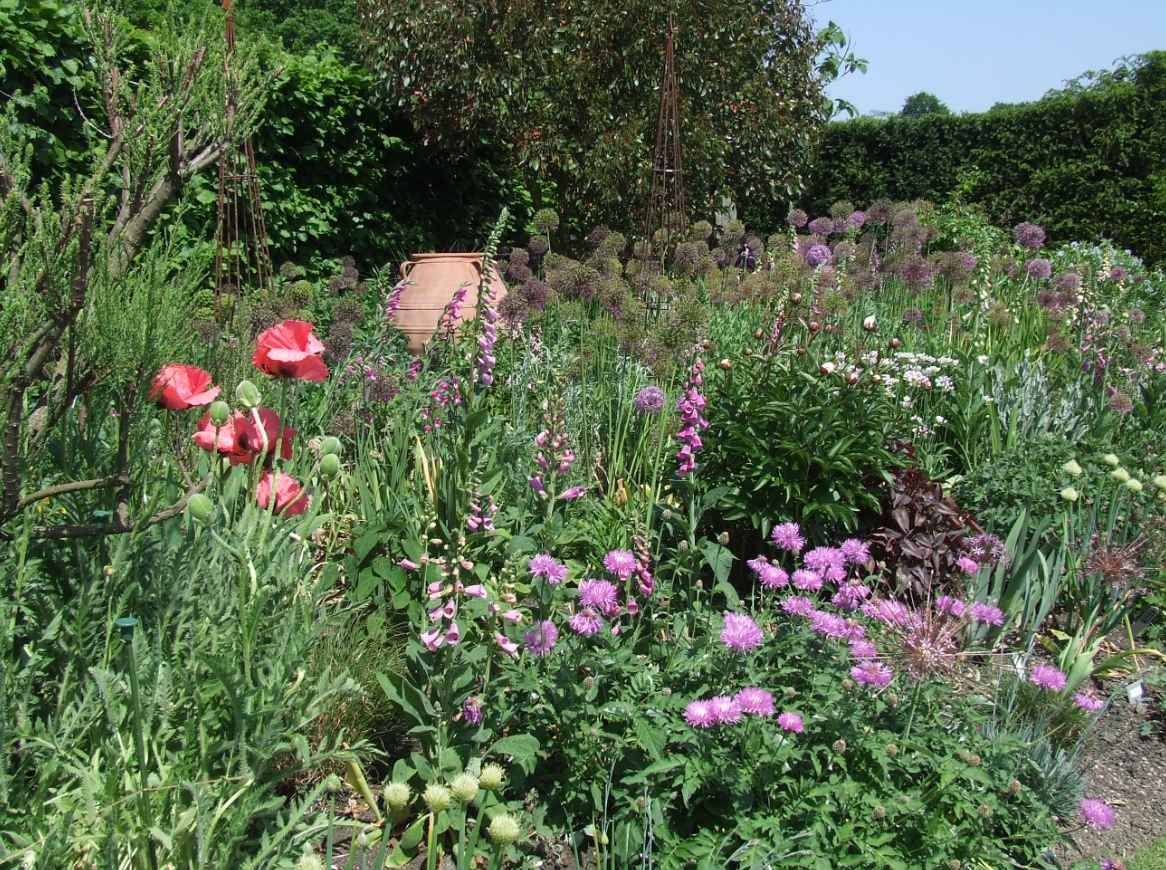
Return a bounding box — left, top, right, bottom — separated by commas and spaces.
808, 610, 849, 639
770, 522, 805, 554
804, 243, 833, 268
1109, 266, 1128, 281
791, 569, 824, 591
934, 596, 966, 617
969, 602, 1004, 626
684, 699, 716, 728
568, 608, 604, 636
847, 210, 866, 228
734, 687, 775, 717
1074, 687, 1105, 712
523, 620, 558, 657
529, 553, 568, 585
839, 539, 870, 565
709, 695, 743, 724
957, 556, 980, 575
720, 612, 763, 653
634, 386, 665, 416
1030, 663, 1067, 691
780, 595, 815, 616
851, 660, 894, 689
579, 579, 619, 611
1079, 798, 1115, 830
777, 712, 804, 733
463, 696, 483, 725
862, 599, 910, 625
603, 550, 637, 579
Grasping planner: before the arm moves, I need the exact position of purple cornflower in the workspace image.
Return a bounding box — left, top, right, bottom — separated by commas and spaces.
791, 569, 824, 592
749, 558, 790, 589
1079, 799, 1115, 830
1026, 258, 1053, 279
957, 557, 980, 575
523, 621, 558, 657
603, 550, 637, 579
851, 660, 894, 689
684, 700, 716, 728
529, 553, 568, 585
568, 608, 604, 636
634, 386, 665, 416
709, 695, 743, 724
720, 612, 763, 653
578, 579, 619, 612
803, 547, 845, 577
808, 610, 849, 640
831, 578, 871, 610
804, 243, 832, 268
781, 595, 815, 616
770, 522, 805, 554
777, 712, 804, 733
463, 696, 483, 725
1030, 663, 1068, 691
969, 603, 1004, 626
934, 596, 967, 617
1074, 687, 1105, 712
1014, 221, 1046, 249
839, 539, 870, 565
734, 687, 775, 717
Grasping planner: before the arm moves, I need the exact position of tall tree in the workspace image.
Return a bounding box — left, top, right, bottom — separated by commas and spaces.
900, 91, 951, 118
357, 0, 827, 235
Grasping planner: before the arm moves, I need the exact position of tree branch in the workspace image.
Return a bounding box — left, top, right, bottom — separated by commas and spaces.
15, 473, 132, 511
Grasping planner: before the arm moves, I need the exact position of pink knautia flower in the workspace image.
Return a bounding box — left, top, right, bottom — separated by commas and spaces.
804, 547, 845, 576
568, 608, 604, 636
734, 687, 775, 717
685, 700, 716, 728
529, 553, 568, 585
849, 638, 878, 659
720, 612, 763, 652
968, 602, 1004, 625
770, 522, 805, 554
495, 632, 519, 658
934, 596, 967, 618
1074, 687, 1105, 712
839, 538, 870, 565
1031, 663, 1067, 691
791, 569, 824, 591
603, 550, 637, 579
578, 579, 619, 611
709, 695, 743, 724
957, 556, 980, 574
1079, 798, 1115, 830
463, 695, 483, 725
777, 712, 804, 733
851, 660, 894, 690
524, 621, 558, 657
780, 595, 815, 616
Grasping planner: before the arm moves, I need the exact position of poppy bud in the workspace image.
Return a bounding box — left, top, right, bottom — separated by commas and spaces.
188, 493, 214, 522
890, 337, 901, 348
235, 379, 262, 409
753, 328, 764, 339
790, 292, 803, 304
745, 348, 753, 356
319, 436, 343, 457
320, 454, 341, 479
209, 400, 231, 427
797, 347, 807, 356
719, 359, 731, 370
808, 321, 820, 332
863, 315, 877, 331
845, 371, 860, 384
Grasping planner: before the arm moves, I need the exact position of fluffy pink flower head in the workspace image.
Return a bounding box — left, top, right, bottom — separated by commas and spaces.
1074, 687, 1105, 712
839, 538, 871, 565
757, 563, 790, 589
709, 695, 742, 724
603, 549, 637, 579
1079, 798, 1115, 830
969, 602, 1004, 626
804, 547, 845, 576
578, 579, 619, 612
791, 569, 824, 591
734, 687, 775, 717
685, 700, 716, 728
524, 621, 558, 657
529, 553, 568, 585
1030, 663, 1067, 691
777, 712, 804, 733
957, 556, 980, 574
934, 596, 967, 618
770, 522, 805, 554
851, 660, 894, 689
780, 595, 816, 616
568, 608, 603, 636
720, 612, 763, 653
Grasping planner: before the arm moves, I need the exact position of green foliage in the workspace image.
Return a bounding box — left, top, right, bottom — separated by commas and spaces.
900, 91, 950, 118
357, 0, 827, 237
801, 52, 1166, 266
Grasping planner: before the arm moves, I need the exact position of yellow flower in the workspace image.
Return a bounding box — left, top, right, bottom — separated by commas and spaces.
1062, 459, 1083, 476
1060, 487, 1079, 502
1111, 468, 1131, 483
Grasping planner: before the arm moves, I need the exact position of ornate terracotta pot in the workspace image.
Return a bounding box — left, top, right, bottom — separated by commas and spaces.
395, 253, 507, 353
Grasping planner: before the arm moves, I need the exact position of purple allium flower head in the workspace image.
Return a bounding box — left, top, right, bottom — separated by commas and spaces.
578, 579, 619, 611
568, 608, 604, 636
777, 712, 804, 733
524, 621, 558, 657
529, 553, 568, 585
634, 385, 665, 416
787, 208, 809, 228
709, 695, 743, 724
603, 550, 637, 579
1014, 221, 1046, 249
734, 687, 775, 717
964, 533, 1012, 568
934, 596, 967, 618
1109, 266, 1128, 281
1030, 663, 1067, 691
847, 210, 866, 228
1079, 798, 1115, 830
840, 539, 871, 565
780, 595, 816, 616
956, 251, 978, 271
463, 695, 483, 725
969, 603, 1004, 626
808, 216, 834, 236
791, 569, 824, 591
684, 699, 716, 728
1026, 258, 1053, 279
804, 243, 833, 268
851, 660, 894, 689
957, 557, 980, 575
770, 522, 805, 554
720, 612, 763, 653
1054, 272, 1082, 292
1074, 687, 1105, 712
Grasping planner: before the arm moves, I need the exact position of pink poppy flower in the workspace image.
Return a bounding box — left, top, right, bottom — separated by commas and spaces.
252, 320, 328, 381
192, 412, 253, 465
150, 364, 220, 410
256, 471, 309, 516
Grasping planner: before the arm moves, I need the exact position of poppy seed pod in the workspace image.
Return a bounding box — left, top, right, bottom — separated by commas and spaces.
320, 454, 341, 479
209, 400, 231, 427
235, 379, 262, 409
320, 436, 343, 457
187, 493, 214, 522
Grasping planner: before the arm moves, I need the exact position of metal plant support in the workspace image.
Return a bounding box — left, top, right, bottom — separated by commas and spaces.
644, 16, 686, 280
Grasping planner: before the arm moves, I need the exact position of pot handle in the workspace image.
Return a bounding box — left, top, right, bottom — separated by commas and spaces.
400, 260, 415, 278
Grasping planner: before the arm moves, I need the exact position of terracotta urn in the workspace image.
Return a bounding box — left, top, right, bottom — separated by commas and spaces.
395, 253, 507, 353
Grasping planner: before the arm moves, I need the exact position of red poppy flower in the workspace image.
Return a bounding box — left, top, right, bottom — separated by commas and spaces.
252, 320, 328, 382
191, 412, 253, 465
151, 364, 220, 410
256, 471, 310, 516
236, 407, 297, 462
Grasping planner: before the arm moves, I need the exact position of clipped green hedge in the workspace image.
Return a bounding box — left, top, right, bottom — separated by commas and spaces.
800, 52, 1166, 266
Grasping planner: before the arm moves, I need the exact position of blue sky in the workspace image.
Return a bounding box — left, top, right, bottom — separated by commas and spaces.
807, 0, 1166, 117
